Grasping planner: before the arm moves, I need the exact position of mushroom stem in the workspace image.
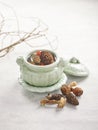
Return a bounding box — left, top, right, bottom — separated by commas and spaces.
40, 97, 66, 108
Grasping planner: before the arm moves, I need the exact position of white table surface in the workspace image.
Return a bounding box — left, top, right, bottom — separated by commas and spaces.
0, 0, 98, 130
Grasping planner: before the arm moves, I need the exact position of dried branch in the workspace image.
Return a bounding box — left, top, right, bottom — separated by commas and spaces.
0, 24, 48, 57
0, 2, 57, 58
0, 13, 4, 32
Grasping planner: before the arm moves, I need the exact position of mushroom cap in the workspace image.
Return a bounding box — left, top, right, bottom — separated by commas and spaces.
40, 51, 55, 65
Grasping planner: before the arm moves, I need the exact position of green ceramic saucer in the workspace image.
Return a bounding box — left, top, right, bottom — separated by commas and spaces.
19, 73, 67, 93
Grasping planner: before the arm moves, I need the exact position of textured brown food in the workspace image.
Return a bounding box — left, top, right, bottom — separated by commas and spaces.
40, 51, 55, 65
57, 97, 66, 108
33, 55, 41, 64
71, 87, 83, 96
46, 93, 64, 100
61, 84, 71, 95
40, 97, 66, 108
66, 92, 79, 105
68, 81, 77, 88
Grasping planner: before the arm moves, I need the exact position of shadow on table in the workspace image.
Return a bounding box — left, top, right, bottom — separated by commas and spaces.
21, 89, 58, 103
66, 74, 88, 84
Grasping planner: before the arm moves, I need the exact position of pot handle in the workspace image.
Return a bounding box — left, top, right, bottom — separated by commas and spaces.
57, 58, 65, 69
16, 56, 24, 66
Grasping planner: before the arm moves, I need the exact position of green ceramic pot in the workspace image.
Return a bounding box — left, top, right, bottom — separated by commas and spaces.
16, 50, 65, 87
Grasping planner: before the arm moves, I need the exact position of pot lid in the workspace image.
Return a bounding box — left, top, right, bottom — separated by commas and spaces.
64, 57, 89, 77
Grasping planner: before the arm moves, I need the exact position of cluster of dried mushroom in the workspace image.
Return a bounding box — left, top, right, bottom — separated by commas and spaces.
40, 81, 83, 108
27, 50, 56, 65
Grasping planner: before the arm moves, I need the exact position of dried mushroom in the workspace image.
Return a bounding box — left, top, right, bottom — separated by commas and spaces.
61, 84, 71, 95
40, 81, 84, 109
46, 93, 64, 100
40, 93, 66, 108
61, 81, 77, 95
40, 97, 66, 108
40, 51, 55, 65
60, 81, 83, 106
33, 55, 41, 64
71, 87, 83, 96
68, 81, 77, 88
28, 50, 55, 65
66, 92, 79, 105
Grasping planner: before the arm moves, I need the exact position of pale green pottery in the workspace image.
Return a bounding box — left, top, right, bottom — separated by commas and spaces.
64, 57, 89, 76
16, 50, 65, 87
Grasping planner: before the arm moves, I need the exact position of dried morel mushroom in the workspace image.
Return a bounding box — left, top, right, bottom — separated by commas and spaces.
33, 55, 41, 64
57, 97, 67, 108
71, 87, 83, 96
40, 97, 66, 108
40, 81, 84, 109
61, 84, 71, 95
28, 50, 55, 65
46, 93, 64, 100
61, 81, 78, 95
66, 92, 79, 105
40, 93, 66, 108
40, 51, 55, 65
68, 81, 77, 88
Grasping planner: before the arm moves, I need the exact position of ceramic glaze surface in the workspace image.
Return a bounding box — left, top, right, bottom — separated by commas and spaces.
19, 73, 67, 93
64, 57, 89, 76
16, 50, 65, 87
